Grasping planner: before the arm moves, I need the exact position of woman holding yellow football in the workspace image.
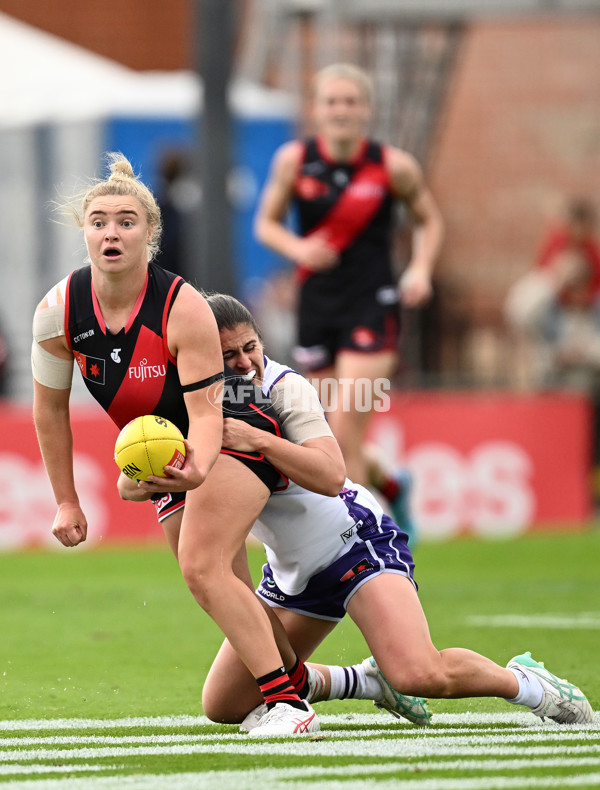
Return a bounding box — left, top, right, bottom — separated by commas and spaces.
31, 152, 321, 737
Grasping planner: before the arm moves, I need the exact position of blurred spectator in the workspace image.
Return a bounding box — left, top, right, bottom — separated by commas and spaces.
251, 268, 298, 368
537, 198, 600, 300
0, 324, 8, 396
505, 197, 600, 500
505, 198, 600, 390
156, 149, 202, 281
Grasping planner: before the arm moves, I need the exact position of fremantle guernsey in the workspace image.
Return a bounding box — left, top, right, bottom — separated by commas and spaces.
251, 356, 391, 596
293, 137, 395, 308
65, 263, 187, 432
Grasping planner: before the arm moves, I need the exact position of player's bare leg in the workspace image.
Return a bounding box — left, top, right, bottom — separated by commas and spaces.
347, 573, 519, 699
203, 606, 335, 723
176, 455, 291, 680
346, 573, 593, 723
326, 350, 397, 486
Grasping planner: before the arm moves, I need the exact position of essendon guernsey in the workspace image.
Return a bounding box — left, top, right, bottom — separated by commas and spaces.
65, 263, 187, 432
293, 137, 395, 301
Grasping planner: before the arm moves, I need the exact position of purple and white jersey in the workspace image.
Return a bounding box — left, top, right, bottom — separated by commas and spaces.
252, 476, 386, 597
251, 356, 386, 596
260, 355, 296, 397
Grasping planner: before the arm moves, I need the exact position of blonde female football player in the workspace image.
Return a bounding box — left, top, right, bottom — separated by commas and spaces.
200, 293, 593, 734
254, 63, 445, 544
31, 153, 319, 737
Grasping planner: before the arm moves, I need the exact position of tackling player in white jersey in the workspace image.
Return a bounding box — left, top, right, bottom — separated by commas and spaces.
201, 293, 593, 737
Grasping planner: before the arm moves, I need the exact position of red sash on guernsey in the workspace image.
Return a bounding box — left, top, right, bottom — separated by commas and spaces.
296, 158, 389, 282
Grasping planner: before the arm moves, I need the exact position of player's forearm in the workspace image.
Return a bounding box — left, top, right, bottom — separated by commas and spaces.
410, 214, 444, 274
187, 411, 223, 482
117, 473, 153, 501
253, 432, 345, 496
33, 406, 79, 506
255, 216, 302, 262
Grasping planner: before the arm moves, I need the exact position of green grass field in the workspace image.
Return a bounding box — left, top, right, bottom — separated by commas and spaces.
0, 530, 599, 788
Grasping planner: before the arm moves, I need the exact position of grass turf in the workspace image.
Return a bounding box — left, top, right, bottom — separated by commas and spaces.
0, 529, 597, 719
0, 530, 598, 788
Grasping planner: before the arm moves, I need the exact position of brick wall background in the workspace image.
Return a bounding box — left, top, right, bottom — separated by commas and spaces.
0, 0, 191, 70
2, 2, 599, 386
429, 17, 600, 384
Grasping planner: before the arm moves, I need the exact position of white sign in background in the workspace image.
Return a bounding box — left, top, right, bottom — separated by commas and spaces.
0, 453, 105, 550
371, 419, 536, 539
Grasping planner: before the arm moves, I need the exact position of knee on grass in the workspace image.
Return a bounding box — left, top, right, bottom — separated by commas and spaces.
201, 688, 251, 724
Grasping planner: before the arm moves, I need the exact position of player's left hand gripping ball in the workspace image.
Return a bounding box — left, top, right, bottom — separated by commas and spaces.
114, 415, 186, 482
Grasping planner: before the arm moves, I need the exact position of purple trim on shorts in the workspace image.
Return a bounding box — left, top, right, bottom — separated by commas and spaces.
256, 515, 416, 621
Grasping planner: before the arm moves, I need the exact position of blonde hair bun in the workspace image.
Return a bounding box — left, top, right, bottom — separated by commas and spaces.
108, 155, 136, 181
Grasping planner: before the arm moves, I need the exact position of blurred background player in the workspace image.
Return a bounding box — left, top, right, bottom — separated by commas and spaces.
254, 62, 444, 545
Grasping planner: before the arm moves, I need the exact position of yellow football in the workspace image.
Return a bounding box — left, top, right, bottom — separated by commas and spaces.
114, 415, 186, 482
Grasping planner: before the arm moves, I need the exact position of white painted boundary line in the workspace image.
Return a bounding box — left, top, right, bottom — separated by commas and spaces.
2, 726, 600, 749
0, 712, 597, 731
466, 613, 600, 629
3, 769, 600, 790
1, 741, 600, 761
0, 765, 113, 776
2, 757, 600, 778
0, 714, 597, 790
0, 716, 212, 732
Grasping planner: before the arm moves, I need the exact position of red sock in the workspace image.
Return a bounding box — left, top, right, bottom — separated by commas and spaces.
288, 656, 310, 699
256, 667, 306, 711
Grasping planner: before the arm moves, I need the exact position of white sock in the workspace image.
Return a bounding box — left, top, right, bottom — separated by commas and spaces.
506, 666, 544, 709
327, 663, 382, 701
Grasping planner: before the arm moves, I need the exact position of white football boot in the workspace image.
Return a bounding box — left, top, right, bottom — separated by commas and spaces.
241, 664, 325, 731
363, 657, 432, 726
239, 703, 268, 733
507, 651, 594, 724
247, 700, 320, 737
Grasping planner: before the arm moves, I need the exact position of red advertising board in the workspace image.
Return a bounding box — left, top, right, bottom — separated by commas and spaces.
369, 390, 592, 538
0, 390, 592, 549
0, 403, 162, 550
